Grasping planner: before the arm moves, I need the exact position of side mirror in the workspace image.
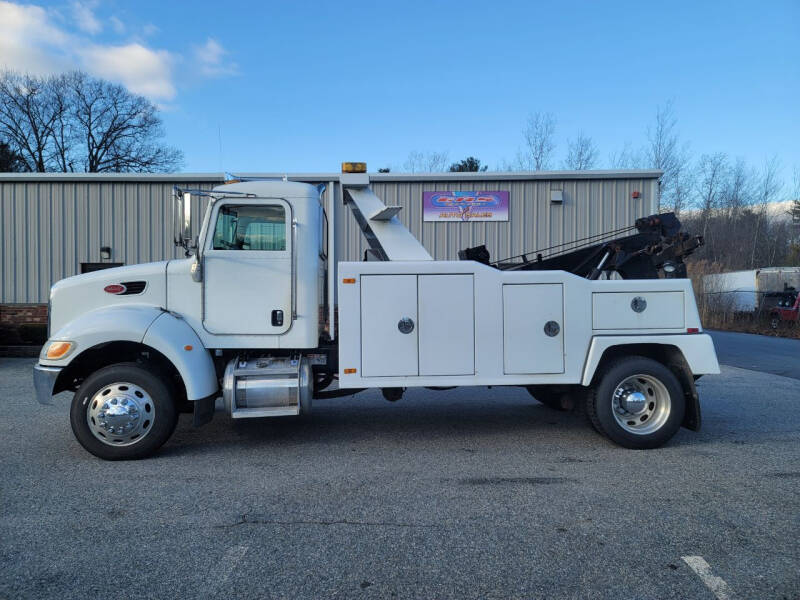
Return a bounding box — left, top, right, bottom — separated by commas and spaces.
173, 188, 193, 250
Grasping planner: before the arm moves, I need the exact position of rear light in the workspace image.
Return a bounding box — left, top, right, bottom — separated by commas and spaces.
686, 327, 700, 334
104, 284, 126, 294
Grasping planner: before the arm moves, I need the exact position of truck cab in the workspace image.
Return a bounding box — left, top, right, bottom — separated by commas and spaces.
34, 168, 720, 460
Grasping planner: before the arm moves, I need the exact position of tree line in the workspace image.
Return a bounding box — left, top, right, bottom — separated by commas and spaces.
0, 70, 182, 173
396, 102, 800, 272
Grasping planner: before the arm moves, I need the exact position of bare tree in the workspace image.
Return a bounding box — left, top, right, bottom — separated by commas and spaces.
425, 151, 449, 172
645, 101, 691, 211
521, 112, 556, 170
720, 158, 755, 218
0, 70, 183, 172
694, 153, 728, 238
750, 157, 783, 267
403, 151, 424, 173
671, 161, 695, 217
66, 72, 182, 172
403, 150, 449, 173
564, 132, 598, 170
608, 143, 642, 169
0, 71, 64, 171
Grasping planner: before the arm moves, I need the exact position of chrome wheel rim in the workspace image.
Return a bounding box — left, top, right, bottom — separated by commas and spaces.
611, 374, 671, 435
86, 382, 155, 446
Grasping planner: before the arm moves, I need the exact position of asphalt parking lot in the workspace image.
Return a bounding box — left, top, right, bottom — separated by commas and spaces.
1, 354, 799, 599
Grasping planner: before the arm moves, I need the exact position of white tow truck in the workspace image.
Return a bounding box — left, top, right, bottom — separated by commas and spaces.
34, 163, 720, 460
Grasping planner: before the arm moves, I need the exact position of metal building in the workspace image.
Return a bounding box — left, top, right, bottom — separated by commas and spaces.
1, 170, 660, 306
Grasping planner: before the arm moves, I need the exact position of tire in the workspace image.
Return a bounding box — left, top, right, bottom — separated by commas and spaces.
526, 386, 569, 411
585, 356, 685, 449
70, 362, 179, 460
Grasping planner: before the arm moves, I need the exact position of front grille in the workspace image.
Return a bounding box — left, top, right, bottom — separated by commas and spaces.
119, 281, 147, 295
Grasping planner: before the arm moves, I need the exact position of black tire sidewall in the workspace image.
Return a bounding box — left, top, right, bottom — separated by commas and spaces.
592, 357, 685, 449
70, 362, 178, 460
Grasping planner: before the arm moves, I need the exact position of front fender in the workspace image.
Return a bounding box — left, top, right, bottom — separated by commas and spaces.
142, 312, 218, 401
40, 304, 164, 367
40, 305, 218, 402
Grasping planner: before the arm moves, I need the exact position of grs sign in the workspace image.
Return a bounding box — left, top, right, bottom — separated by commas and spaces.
423, 191, 509, 222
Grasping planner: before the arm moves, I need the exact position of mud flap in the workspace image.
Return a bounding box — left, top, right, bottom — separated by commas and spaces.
671, 365, 701, 431
193, 394, 217, 427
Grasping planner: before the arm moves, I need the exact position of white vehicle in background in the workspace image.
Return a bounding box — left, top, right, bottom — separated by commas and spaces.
34, 163, 719, 460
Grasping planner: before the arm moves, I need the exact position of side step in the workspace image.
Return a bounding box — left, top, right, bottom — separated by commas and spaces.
223, 356, 312, 419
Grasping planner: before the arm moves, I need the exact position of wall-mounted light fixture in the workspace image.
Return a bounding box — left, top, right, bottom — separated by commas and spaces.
550, 190, 563, 204
100, 246, 112, 260
631, 190, 641, 199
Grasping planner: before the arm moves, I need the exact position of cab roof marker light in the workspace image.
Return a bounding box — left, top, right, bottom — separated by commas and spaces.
341, 162, 367, 173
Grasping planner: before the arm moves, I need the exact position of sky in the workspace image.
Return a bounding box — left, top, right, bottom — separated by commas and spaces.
1, 0, 798, 178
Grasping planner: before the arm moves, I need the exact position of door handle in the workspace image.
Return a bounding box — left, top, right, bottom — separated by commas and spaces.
272, 310, 284, 327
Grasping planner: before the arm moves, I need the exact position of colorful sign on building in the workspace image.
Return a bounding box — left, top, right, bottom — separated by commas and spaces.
423, 191, 509, 222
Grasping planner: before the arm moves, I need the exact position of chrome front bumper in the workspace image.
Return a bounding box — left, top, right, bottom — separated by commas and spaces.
33, 364, 62, 405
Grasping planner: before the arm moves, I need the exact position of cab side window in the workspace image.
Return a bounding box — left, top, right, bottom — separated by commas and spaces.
212, 205, 286, 251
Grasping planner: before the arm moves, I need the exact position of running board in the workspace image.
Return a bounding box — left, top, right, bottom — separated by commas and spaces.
231, 406, 300, 419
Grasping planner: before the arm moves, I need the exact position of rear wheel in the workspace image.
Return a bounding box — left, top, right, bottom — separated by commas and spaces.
70, 362, 178, 460
586, 357, 684, 449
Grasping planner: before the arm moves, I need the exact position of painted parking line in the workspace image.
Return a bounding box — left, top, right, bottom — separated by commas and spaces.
681, 555, 736, 600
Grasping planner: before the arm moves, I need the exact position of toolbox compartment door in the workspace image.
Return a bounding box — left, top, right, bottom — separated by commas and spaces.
503, 284, 564, 374
360, 275, 418, 377
418, 274, 475, 376
592, 291, 685, 330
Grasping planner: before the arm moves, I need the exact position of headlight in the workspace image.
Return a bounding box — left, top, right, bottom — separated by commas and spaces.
41, 341, 75, 361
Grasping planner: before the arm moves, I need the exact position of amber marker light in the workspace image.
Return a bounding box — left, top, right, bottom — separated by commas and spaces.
184, 345, 193, 351
45, 341, 73, 360
343, 368, 357, 374
341, 162, 367, 173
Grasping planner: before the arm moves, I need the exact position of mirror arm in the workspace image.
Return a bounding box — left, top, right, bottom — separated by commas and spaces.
190, 237, 203, 282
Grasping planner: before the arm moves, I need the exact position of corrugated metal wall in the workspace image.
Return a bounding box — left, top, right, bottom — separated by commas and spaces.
334, 177, 658, 265
0, 179, 216, 303
1, 174, 658, 303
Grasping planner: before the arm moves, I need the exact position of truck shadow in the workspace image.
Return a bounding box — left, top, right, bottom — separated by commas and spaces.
158, 388, 701, 457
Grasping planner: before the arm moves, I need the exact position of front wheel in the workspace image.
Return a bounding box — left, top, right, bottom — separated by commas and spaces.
586, 357, 685, 449
70, 362, 178, 460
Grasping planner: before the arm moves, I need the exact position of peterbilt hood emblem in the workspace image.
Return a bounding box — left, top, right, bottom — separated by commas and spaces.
104, 284, 127, 294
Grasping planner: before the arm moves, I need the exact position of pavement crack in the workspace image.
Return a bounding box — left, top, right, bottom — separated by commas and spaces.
215, 514, 441, 529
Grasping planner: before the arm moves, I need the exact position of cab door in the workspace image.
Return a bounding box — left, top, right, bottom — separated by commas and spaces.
202, 200, 292, 335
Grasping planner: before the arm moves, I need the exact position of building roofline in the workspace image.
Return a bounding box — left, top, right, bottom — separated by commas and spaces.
0, 169, 663, 183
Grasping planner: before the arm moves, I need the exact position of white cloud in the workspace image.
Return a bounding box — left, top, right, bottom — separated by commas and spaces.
0, 1, 71, 73
0, 1, 237, 102
80, 44, 176, 100
194, 37, 238, 77
142, 23, 159, 37
71, 1, 101, 34
109, 15, 125, 34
